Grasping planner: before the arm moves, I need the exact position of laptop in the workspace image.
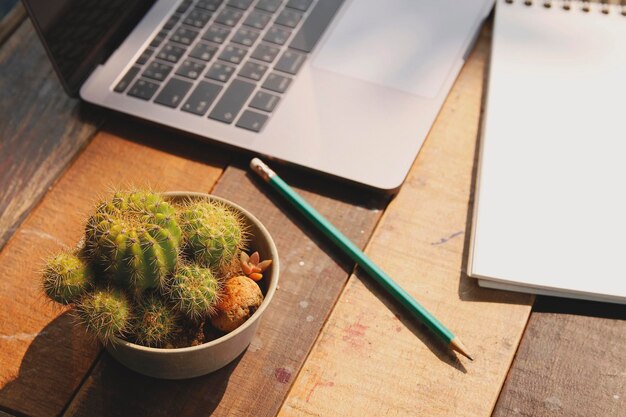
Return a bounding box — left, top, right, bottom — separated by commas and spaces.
23, 0, 493, 193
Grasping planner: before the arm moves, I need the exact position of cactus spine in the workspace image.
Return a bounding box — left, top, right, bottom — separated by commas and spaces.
77, 288, 132, 342
42, 251, 93, 305
179, 200, 246, 268
166, 264, 221, 320
133, 293, 177, 347
86, 191, 181, 291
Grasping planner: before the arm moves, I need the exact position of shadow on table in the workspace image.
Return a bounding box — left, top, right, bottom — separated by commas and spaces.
0, 310, 236, 417
354, 270, 467, 374
65, 351, 239, 417
0, 311, 99, 417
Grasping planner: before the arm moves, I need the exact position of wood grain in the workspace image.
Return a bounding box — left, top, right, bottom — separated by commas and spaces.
62, 159, 389, 417
492, 298, 626, 417
0, 120, 229, 417
278, 25, 533, 417
0, 1, 24, 46
0, 19, 104, 252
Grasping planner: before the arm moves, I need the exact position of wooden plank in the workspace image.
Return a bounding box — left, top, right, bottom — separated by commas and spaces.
0, 120, 229, 417
492, 297, 626, 417
279, 24, 533, 417
0, 18, 104, 252
62, 159, 389, 417
0, 1, 24, 46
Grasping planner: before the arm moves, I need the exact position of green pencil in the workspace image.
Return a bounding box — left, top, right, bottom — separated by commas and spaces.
250, 158, 473, 360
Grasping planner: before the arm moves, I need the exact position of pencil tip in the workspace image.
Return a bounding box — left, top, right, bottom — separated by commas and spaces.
450, 337, 474, 361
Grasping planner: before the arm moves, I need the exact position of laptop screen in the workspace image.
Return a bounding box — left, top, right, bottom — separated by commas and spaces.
23, 0, 155, 96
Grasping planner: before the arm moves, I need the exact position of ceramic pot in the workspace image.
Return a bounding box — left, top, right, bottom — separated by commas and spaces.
105, 192, 279, 379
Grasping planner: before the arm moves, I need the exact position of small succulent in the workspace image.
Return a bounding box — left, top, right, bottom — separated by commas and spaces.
239, 251, 272, 281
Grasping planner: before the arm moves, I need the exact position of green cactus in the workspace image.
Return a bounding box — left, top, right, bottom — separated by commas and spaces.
179, 200, 246, 268
133, 293, 177, 347
42, 251, 94, 305
85, 191, 181, 291
77, 288, 132, 342
165, 264, 220, 320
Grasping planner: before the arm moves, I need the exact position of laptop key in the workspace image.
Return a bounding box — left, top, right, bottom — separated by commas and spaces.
275, 9, 303, 28
157, 43, 186, 63
227, 0, 253, 10
114, 66, 140, 93
154, 77, 193, 108
262, 72, 292, 93
206, 62, 236, 82
249, 90, 280, 112
290, 0, 345, 53
232, 28, 260, 47
215, 8, 244, 27
176, 59, 206, 79
243, 11, 271, 30
143, 61, 174, 81
202, 25, 231, 44
286, 0, 312, 12
263, 25, 291, 45
239, 61, 268, 81
251, 43, 280, 63
182, 81, 223, 115
209, 78, 256, 123
184, 8, 213, 29
256, 0, 282, 13
177, 0, 193, 14
236, 110, 268, 132
197, 0, 223, 11
170, 27, 199, 45
218, 44, 247, 65
150, 30, 168, 48
136, 48, 154, 65
163, 15, 180, 30
189, 42, 218, 61
274, 49, 305, 75
128, 79, 160, 100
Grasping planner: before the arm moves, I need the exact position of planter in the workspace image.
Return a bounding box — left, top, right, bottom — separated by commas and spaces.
104, 192, 279, 379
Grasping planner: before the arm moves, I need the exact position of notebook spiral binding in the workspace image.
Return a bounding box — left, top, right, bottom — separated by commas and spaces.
504, 0, 626, 15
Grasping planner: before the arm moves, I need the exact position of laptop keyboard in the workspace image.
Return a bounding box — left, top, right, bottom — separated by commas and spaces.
113, 0, 343, 133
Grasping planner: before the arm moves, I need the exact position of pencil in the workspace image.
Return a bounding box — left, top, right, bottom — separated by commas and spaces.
250, 158, 473, 360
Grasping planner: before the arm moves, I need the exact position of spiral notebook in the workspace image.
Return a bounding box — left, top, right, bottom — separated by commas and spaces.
468, 0, 626, 304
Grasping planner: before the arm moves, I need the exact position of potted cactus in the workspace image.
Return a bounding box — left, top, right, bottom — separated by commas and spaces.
41, 190, 278, 379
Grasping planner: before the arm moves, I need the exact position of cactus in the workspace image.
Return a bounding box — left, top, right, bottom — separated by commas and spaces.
165, 264, 221, 320
179, 200, 246, 268
42, 251, 94, 305
85, 191, 181, 291
133, 293, 177, 347
41, 190, 268, 348
76, 288, 132, 342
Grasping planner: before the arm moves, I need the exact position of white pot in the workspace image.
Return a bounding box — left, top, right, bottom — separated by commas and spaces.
105, 192, 279, 379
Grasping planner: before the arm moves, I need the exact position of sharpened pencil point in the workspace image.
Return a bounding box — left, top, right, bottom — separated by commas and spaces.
450, 337, 473, 361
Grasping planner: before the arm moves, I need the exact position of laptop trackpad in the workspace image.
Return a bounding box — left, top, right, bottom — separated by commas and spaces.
313, 0, 486, 98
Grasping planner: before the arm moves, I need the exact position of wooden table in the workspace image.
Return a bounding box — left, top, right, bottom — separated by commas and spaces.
1, 5, 625, 417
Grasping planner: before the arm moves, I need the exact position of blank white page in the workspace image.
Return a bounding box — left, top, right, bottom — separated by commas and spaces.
470, 0, 626, 303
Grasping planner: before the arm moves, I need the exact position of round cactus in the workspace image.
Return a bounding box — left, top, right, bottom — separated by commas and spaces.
42, 251, 94, 305
179, 200, 246, 268
133, 293, 177, 347
85, 191, 181, 291
165, 264, 220, 320
77, 288, 132, 342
